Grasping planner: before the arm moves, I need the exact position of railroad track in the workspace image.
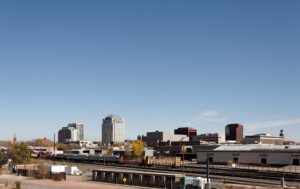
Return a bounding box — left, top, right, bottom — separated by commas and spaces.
45, 159, 300, 187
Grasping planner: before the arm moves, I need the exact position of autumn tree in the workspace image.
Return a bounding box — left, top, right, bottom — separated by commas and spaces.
56, 143, 80, 151
34, 138, 54, 147
132, 140, 144, 157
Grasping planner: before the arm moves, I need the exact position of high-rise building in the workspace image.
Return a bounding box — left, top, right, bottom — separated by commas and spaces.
68, 123, 84, 141
102, 115, 125, 144
58, 123, 84, 143
225, 123, 244, 142
174, 127, 197, 141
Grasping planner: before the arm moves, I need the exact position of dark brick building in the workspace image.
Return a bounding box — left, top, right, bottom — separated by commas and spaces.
225, 123, 244, 142
174, 127, 197, 141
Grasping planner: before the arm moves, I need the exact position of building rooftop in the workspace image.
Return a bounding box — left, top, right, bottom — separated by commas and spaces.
106, 115, 122, 119
245, 133, 282, 138
210, 144, 300, 151
0, 146, 8, 150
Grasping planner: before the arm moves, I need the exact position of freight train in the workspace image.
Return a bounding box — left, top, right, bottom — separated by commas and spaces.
49, 153, 181, 167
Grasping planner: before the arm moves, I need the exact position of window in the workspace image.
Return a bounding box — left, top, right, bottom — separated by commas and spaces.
293, 159, 299, 165
261, 158, 267, 164
233, 157, 238, 163
208, 157, 213, 163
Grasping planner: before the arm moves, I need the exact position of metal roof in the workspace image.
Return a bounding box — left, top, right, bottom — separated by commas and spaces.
213, 144, 300, 151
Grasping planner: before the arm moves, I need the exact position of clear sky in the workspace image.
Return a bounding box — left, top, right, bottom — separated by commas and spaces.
0, 1, 299, 142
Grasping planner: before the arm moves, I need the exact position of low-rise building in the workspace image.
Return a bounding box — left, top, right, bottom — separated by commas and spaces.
242, 133, 284, 145
192, 133, 225, 144
0, 146, 8, 154
143, 130, 189, 147
174, 127, 197, 141
197, 144, 300, 166
66, 140, 98, 148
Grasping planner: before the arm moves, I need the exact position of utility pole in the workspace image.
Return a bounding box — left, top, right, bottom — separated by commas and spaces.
181, 138, 184, 174
206, 153, 210, 189
53, 133, 56, 164
104, 155, 106, 168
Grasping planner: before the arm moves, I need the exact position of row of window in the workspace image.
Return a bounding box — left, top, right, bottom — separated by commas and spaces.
208, 157, 300, 165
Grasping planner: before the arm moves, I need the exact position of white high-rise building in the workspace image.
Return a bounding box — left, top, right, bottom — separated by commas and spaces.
58, 123, 84, 143
102, 115, 125, 144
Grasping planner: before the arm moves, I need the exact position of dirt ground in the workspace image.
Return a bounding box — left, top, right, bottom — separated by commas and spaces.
0, 174, 148, 189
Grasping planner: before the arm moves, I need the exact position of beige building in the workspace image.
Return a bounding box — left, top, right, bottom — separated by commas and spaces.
102, 115, 125, 144
242, 133, 284, 145
197, 144, 300, 166
144, 130, 189, 147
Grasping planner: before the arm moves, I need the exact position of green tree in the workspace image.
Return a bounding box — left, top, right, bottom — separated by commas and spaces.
15, 181, 21, 189
10, 143, 31, 165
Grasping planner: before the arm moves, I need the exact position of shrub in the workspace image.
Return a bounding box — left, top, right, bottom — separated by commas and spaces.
15, 181, 21, 189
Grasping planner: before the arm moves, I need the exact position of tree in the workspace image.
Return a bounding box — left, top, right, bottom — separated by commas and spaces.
56, 143, 80, 151
132, 140, 144, 157
9, 143, 31, 165
33, 138, 54, 147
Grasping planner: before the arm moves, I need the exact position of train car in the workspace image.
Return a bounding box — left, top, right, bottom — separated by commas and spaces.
118, 155, 143, 165
144, 156, 181, 167
76, 154, 89, 162
88, 155, 102, 162
102, 155, 119, 163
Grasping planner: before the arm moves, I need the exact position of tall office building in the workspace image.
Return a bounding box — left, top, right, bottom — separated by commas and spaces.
225, 123, 244, 142
58, 123, 84, 143
68, 123, 84, 141
102, 115, 125, 144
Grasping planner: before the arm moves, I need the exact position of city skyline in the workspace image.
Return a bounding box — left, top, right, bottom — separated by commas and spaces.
0, 1, 300, 141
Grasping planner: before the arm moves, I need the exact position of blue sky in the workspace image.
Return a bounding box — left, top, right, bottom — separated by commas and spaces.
0, 1, 299, 141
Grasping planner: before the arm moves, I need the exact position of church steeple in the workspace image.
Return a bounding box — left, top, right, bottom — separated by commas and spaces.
12, 133, 17, 144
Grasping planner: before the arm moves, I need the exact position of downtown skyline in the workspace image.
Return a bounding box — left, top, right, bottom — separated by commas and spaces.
0, 1, 299, 141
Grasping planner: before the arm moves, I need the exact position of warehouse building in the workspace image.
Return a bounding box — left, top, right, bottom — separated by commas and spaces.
197, 144, 300, 166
